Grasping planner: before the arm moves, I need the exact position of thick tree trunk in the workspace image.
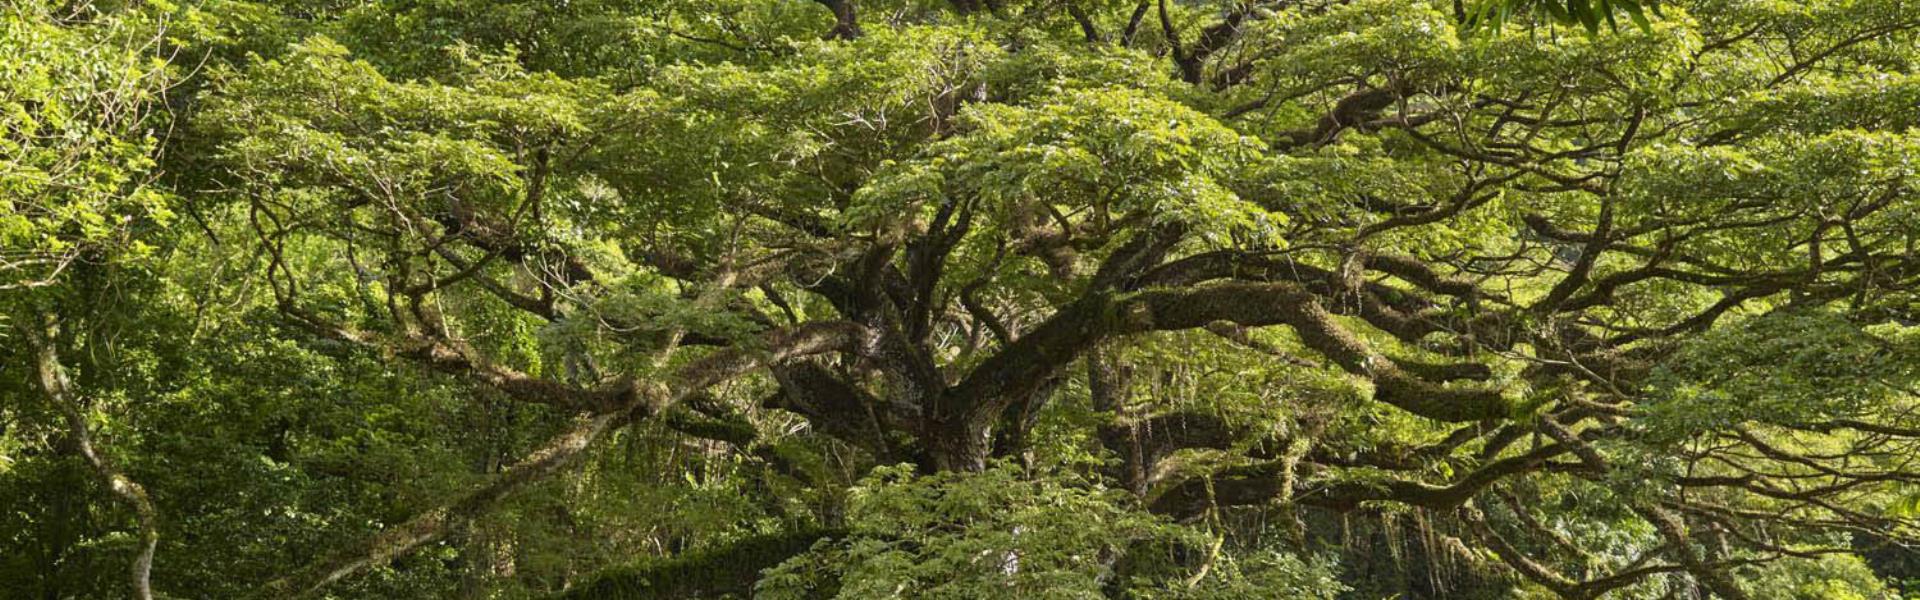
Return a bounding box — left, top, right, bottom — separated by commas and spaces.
925, 417, 992, 472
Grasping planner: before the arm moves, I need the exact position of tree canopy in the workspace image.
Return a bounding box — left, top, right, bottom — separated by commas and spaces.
5, 0, 1920, 598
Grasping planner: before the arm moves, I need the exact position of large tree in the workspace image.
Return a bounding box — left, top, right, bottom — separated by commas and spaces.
6, 0, 1920, 598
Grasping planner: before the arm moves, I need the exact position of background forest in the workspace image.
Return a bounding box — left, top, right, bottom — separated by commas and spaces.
5, 0, 1920, 598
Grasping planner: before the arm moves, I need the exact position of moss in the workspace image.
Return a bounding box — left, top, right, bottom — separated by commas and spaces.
560, 528, 844, 599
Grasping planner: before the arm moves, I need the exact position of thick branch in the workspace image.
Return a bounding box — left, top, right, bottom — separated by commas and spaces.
1120, 282, 1513, 422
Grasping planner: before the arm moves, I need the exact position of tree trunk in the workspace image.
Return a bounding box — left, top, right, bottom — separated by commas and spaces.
923, 377, 998, 473
27, 315, 159, 600
925, 417, 992, 472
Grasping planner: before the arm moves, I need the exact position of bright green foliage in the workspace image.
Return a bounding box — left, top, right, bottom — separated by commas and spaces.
853, 87, 1276, 244
1467, 0, 1662, 34
1, 2, 174, 290
1745, 554, 1891, 600
1646, 310, 1920, 441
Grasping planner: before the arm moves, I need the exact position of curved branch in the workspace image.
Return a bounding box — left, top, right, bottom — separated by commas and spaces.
1121, 282, 1513, 421
26, 316, 159, 600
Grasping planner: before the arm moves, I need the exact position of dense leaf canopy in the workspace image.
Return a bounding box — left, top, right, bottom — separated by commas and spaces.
5, 0, 1920, 598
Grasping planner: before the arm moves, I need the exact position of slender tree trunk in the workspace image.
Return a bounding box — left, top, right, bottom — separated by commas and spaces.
26, 315, 159, 600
